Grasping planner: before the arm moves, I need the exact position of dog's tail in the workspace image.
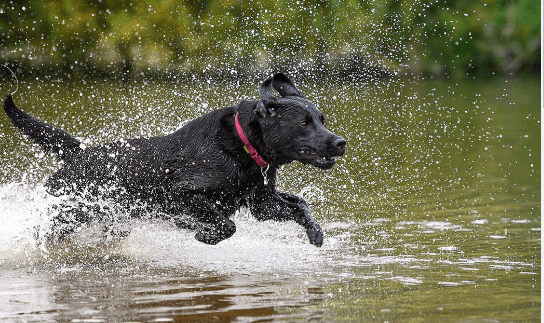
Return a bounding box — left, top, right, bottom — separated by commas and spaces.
4, 94, 82, 160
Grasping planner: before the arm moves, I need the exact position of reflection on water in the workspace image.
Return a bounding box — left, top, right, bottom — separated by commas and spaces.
1, 267, 323, 322
0, 77, 540, 321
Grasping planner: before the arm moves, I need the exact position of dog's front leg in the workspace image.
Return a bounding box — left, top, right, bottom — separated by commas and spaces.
168, 194, 236, 245
277, 192, 324, 247
249, 189, 323, 247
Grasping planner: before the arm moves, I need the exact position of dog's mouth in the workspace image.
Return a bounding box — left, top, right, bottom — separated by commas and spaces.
297, 149, 337, 169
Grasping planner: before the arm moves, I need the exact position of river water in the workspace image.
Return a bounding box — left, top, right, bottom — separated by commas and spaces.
0, 76, 540, 321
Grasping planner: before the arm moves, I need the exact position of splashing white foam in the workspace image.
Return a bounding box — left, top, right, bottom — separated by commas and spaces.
0, 183, 55, 262
0, 183, 340, 275
120, 211, 328, 274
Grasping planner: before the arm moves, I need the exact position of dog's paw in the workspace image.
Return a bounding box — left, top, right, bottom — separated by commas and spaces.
306, 222, 323, 247
195, 230, 223, 245
195, 220, 236, 245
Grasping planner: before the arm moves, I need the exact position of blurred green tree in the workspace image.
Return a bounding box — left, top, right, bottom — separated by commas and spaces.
0, 0, 540, 79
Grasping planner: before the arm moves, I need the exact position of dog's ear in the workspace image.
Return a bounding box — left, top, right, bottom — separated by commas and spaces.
259, 76, 274, 103
255, 76, 277, 118
272, 73, 303, 98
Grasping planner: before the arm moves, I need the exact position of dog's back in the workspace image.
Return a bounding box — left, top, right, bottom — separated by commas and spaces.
45, 107, 242, 200
4, 95, 244, 201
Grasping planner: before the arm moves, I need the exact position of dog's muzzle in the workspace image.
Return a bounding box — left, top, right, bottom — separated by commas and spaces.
297, 136, 346, 170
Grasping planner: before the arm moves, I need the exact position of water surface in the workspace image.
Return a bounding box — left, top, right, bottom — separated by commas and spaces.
0, 76, 540, 321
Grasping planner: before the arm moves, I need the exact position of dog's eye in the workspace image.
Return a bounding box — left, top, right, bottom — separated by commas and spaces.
300, 121, 308, 128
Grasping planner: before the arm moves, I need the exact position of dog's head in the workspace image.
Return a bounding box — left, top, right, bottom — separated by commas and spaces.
255, 73, 346, 170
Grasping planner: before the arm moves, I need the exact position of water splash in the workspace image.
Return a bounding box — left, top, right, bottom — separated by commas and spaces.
0, 182, 343, 275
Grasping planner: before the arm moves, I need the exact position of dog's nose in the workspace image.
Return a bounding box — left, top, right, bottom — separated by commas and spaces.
333, 137, 346, 155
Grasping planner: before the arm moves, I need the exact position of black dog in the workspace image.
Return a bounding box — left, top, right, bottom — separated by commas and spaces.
4, 73, 345, 246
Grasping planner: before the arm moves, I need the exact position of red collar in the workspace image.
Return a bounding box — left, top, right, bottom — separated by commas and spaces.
235, 112, 268, 168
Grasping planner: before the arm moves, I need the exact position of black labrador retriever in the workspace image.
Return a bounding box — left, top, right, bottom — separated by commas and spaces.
3, 73, 346, 247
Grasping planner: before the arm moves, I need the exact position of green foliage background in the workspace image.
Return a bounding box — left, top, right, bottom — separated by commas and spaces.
0, 0, 540, 79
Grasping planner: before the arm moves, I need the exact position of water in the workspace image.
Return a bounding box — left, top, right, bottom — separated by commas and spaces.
0, 76, 540, 321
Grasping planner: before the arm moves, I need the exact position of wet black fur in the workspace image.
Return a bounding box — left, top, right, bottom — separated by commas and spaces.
4, 73, 346, 246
